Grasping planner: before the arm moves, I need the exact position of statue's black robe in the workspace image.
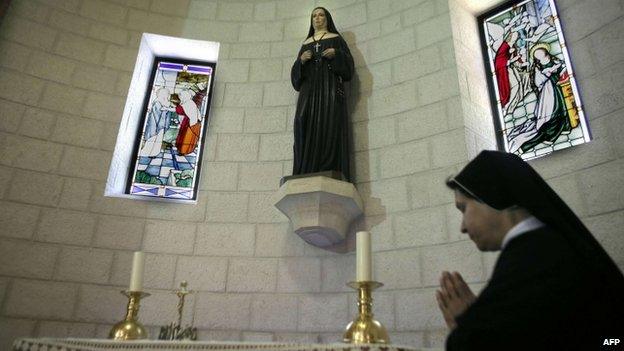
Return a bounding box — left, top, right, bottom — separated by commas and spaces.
291, 36, 354, 182
447, 226, 622, 350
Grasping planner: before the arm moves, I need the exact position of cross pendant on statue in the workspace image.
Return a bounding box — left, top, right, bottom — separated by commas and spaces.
314, 41, 321, 53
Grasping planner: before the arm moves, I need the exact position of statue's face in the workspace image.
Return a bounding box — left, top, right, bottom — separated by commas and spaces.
311, 8, 327, 31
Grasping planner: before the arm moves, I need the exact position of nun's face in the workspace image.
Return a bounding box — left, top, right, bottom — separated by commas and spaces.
312, 8, 328, 32
455, 191, 507, 251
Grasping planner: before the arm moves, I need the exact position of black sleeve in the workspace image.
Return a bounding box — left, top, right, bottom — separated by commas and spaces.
291, 45, 307, 92
331, 37, 354, 82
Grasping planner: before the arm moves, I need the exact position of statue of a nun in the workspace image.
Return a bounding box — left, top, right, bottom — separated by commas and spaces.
291, 7, 354, 182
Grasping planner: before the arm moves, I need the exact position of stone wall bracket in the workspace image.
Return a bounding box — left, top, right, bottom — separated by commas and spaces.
274, 175, 363, 250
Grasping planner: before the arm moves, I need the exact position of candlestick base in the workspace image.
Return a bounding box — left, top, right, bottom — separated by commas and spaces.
109, 291, 151, 341
343, 281, 389, 344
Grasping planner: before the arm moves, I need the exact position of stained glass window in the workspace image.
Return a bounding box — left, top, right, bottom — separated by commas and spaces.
479, 0, 591, 160
127, 59, 215, 201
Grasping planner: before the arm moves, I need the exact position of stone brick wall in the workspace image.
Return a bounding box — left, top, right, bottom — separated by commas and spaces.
0, 0, 622, 349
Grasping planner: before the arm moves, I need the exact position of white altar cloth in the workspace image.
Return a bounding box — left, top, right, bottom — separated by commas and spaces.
13, 338, 426, 351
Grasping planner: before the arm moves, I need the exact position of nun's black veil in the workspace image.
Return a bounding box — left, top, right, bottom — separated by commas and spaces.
305, 7, 340, 39
447, 150, 624, 292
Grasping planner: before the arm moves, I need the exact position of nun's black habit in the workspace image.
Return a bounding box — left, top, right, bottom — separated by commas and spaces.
291, 7, 353, 182
446, 151, 624, 350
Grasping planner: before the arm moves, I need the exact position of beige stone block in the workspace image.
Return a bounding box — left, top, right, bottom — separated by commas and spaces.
379, 140, 430, 179
94, 215, 144, 250
58, 147, 111, 181
392, 45, 440, 84
355, 60, 393, 93
80, 0, 127, 26
6, 0, 51, 22
249, 59, 283, 83
380, 14, 401, 35
39, 81, 87, 115
227, 258, 277, 292
367, 215, 395, 252
0, 318, 36, 350
212, 82, 225, 107
36, 208, 96, 246
578, 160, 624, 216
140, 289, 180, 326
0, 201, 40, 239
298, 294, 348, 332
56, 247, 113, 283
431, 129, 468, 167
421, 240, 483, 287
88, 23, 128, 45
99, 122, 119, 151
175, 256, 227, 292
396, 101, 448, 143
331, 2, 367, 29
18, 107, 57, 140
0, 68, 46, 105
403, 0, 436, 25
230, 43, 271, 59
417, 67, 459, 105
374, 248, 421, 289
395, 288, 445, 330
146, 192, 208, 222
143, 220, 195, 255
359, 177, 409, 216
0, 17, 57, 51
560, 0, 622, 43
209, 108, 244, 133
407, 166, 456, 209
48, 8, 90, 35
366, 0, 392, 20
369, 29, 415, 63
195, 329, 241, 341
198, 162, 238, 191
5, 279, 77, 319
0, 98, 25, 133
270, 40, 301, 59
0, 165, 10, 200
182, 20, 239, 43
216, 134, 259, 161
262, 82, 297, 106
548, 173, 588, 218
51, 115, 104, 148
255, 223, 305, 257
103, 45, 137, 72
75, 285, 126, 323
320, 254, 355, 292
354, 149, 379, 183
217, 60, 250, 83
188, 1, 217, 20
250, 294, 298, 331
150, 0, 190, 16
0, 135, 63, 173
143, 253, 176, 289
248, 191, 288, 223
275, 0, 310, 19
416, 13, 452, 49
0, 239, 58, 278
196, 223, 255, 256
242, 332, 273, 342
223, 83, 263, 108
254, 2, 276, 21
277, 257, 321, 293
445, 202, 464, 243
36, 321, 96, 338
394, 206, 448, 248
353, 117, 395, 152
318, 333, 343, 343
195, 293, 251, 329
91, 186, 149, 217
238, 162, 283, 191
115, 72, 132, 96
54, 33, 106, 65
283, 17, 310, 41
244, 107, 288, 133
47, 0, 81, 13
25, 52, 75, 84
258, 133, 292, 161
217, 2, 253, 21
205, 192, 249, 222
391, 332, 425, 348
7, 169, 64, 207
71, 65, 118, 93
274, 333, 319, 343
240, 22, 283, 43
127, 9, 185, 35
370, 81, 418, 118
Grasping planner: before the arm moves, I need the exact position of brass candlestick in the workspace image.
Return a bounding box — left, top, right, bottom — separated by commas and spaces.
109, 291, 151, 340
343, 281, 389, 344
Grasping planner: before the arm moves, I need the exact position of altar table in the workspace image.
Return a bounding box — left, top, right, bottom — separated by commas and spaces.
13, 338, 432, 351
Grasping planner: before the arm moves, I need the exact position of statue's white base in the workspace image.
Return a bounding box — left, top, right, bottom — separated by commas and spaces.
274, 176, 363, 249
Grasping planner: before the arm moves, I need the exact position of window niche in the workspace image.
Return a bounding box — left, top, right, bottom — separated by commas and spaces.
105, 33, 219, 203
478, 0, 591, 160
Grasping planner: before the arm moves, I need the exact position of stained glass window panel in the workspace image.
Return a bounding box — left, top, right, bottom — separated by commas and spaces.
128, 59, 215, 201
479, 0, 591, 160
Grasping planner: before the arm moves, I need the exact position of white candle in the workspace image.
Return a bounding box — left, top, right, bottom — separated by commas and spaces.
129, 251, 145, 292
356, 231, 371, 282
